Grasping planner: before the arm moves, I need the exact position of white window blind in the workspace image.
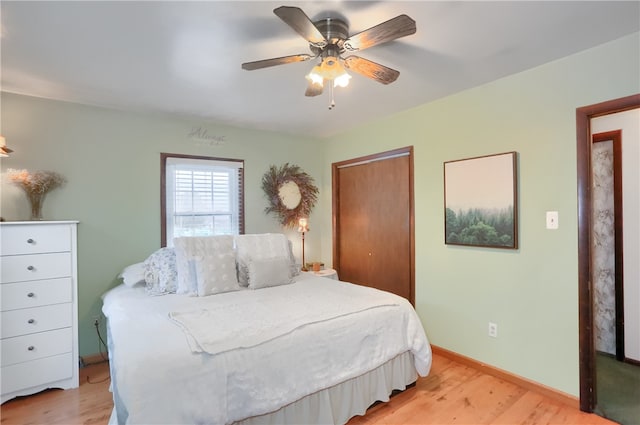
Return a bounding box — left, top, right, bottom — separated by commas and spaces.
165, 157, 243, 246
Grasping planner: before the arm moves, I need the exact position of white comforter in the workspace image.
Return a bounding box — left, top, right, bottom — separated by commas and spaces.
102, 274, 432, 425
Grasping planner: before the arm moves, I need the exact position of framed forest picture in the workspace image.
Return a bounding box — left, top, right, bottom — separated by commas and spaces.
444, 151, 518, 249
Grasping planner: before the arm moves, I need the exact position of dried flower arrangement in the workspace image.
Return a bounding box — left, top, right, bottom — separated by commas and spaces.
5, 169, 66, 220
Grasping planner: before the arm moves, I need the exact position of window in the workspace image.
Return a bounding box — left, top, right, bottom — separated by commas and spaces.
161, 153, 244, 247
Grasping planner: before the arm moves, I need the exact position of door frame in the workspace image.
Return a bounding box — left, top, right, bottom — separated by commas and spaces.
576, 93, 640, 412
332, 146, 415, 304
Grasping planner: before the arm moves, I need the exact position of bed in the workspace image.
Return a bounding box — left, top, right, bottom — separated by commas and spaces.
102, 234, 432, 425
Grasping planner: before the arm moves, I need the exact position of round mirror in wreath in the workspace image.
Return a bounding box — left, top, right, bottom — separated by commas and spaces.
278, 180, 302, 210
262, 163, 318, 228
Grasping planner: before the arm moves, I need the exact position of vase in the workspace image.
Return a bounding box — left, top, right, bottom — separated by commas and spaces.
27, 192, 45, 220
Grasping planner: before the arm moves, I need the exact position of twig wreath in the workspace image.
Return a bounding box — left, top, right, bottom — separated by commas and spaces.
262, 163, 318, 228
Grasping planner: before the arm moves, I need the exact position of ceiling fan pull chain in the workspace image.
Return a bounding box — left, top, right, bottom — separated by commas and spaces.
329, 83, 336, 110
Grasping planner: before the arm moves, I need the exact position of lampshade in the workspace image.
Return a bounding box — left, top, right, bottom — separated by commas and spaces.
0, 136, 13, 157
305, 65, 324, 87
297, 217, 309, 233
333, 72, 351, 88
305, 56, 351, 89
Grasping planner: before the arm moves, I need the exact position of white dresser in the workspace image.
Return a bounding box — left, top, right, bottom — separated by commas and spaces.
0, 221, 79, 403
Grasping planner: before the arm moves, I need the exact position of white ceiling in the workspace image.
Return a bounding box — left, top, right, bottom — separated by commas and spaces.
2, 1, 639, 138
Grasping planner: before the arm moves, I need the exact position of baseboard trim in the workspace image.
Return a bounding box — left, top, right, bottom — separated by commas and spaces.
624, 357, 640, 367
80, 352, 109, 367
431, 345, 579, 409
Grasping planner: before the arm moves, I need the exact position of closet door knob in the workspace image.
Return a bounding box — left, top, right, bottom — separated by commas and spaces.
28, 346, 35, 351
27, 238, 35, 244
27, 292, 35, 298
28, 319, 35, 324
27, 265, 35, 271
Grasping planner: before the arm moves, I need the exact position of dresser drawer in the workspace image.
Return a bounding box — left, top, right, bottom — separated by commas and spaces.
1, 252, 71, 283
1, 352, 73, 395
1, 303, 72, 339
0, 224, 71, 256
1, 278, 72, 311
1, 328, 72, 367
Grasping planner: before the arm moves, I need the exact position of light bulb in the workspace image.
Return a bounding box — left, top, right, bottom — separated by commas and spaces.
333, 73, 351, 88
306, 66, 324, 86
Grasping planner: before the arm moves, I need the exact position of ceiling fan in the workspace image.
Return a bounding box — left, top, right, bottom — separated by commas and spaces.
241, 6, 416, 108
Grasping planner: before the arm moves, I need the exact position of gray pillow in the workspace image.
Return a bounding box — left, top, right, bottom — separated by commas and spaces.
247, 257, 292, 289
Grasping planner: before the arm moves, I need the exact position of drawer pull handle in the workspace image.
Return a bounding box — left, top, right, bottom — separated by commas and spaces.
28, 319, 35, 324
27, 292, 35, 298
27, 238, 35, 244
27, 265, 35, 271
28, 346, 35, 351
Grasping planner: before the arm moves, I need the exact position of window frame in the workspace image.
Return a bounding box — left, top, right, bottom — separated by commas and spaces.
160, 152, 244, 247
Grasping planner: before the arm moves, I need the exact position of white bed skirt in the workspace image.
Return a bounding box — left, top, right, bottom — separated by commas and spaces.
108, 350, 417, 425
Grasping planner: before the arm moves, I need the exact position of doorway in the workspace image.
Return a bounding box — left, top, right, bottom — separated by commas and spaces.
577, 94, 640, 416
591, 131, 624, 362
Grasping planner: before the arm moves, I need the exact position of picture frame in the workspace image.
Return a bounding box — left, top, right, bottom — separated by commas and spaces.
444, 151, 518, 249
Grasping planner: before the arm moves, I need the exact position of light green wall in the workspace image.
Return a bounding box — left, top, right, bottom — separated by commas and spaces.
319, 32, 640, 396
1, 31, 638, 396
0, 94, 323, 356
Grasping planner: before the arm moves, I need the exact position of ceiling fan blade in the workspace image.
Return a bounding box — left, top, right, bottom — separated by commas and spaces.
344, 15, 416, 52
343, 56, 400, 85
242, 54, 313, 71
274, 6, 327, 48
305, 81, 324, 97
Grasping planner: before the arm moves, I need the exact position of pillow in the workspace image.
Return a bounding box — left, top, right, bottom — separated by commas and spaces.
174, 235, 235, 295
235, 233, 295, 286
119, 262, 146, 287
247, 257, 292, 289
287, 240, 300, 278
143, 248, 177, 295
193, 253, 239, 296
173, 238, 197, 294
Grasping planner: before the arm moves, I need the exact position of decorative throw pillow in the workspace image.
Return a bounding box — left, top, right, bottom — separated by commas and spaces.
174, 235, 235, 295
119, 262, 146, 287
143, 247, 177, 295
235, 233, 296, 286
287, 240, 300, 278
174, 238, 197, 294
192, 253, 239, 296
247, 257, 292, 289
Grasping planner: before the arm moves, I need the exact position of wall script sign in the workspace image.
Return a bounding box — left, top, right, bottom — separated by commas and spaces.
187, 127, 226, 147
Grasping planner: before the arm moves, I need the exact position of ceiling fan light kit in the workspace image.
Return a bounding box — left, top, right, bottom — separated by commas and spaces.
242, 6, 416, 109
306, 56, 351, 86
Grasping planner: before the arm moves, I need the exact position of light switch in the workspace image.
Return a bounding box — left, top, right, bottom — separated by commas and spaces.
546, 211, 559, 230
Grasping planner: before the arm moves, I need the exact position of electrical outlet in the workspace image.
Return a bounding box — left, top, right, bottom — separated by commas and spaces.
488, 322, 498, 338
92, 315, 101, 326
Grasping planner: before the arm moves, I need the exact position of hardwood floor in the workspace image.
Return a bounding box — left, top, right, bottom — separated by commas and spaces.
0, 353, 615, 425
348, 354, 615, 425
0, 360, 112, 425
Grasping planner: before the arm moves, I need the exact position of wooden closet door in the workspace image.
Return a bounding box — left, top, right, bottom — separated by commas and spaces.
336, 164, 371, 285
367, 156, 411, 300
334, 148, 414, 303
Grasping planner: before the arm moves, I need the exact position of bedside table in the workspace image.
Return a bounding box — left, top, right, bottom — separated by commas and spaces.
304, 268, 338, 280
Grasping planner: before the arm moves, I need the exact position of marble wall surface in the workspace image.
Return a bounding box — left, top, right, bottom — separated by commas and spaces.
592, 140, 616, 355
